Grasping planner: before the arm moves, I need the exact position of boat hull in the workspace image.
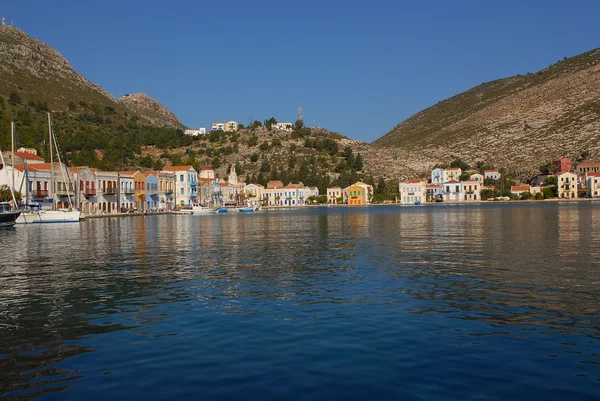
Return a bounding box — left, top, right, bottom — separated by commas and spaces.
16, 210, 81, 224
0, 211, 21, 227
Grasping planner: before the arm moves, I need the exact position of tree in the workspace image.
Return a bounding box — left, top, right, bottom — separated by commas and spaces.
265, 117, 277, 130
539, 162, 553, 175
295, 119, 304, 129
353, 154, 363, 171
248, 135, 259, 147
8, 91, 21, 106
249, 153, 259, 163
251, 120, 262, 129
450, 157, 470, 171
0, 185, 21, 203
235, 161, 244, 175
260, 159, 271, 172
257, 172, 266, 187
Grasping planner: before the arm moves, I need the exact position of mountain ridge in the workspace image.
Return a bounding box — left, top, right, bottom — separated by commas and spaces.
372, 47, 600, 176
0, 24, 183, 129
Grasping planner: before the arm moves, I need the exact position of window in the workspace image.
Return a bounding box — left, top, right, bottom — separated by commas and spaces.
180, 188, 184, 195
180, 175, 184, 182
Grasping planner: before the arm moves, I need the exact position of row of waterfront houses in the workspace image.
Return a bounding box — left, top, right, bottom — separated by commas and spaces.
0, 148, 321, 214
399, 168, 499, 204
399, 159, 600, 204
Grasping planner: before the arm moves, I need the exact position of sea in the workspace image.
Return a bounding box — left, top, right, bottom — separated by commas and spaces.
0, 203, 599, 400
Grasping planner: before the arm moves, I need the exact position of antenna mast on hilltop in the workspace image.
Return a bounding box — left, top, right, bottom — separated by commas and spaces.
297, 104, 303, 122
2, 14, 6, 26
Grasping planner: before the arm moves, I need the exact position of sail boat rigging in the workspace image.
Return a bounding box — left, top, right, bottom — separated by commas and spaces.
15, 113, 80, 224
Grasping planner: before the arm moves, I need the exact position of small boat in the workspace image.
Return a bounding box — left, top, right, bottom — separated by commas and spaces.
191, 203, 213, 214
238, 206, 257, 213
216, 208, 228, 213
0, 202, 21, 227
414, 199, 421, 205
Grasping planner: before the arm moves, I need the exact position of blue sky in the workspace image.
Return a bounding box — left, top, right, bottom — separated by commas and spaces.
3, 1, 599, 142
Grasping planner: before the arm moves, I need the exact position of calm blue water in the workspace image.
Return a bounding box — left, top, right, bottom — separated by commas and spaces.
0, 203, 599, 400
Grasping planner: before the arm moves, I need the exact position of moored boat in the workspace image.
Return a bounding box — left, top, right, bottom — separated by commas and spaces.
0, 202, 20, 227
16, 208, 80, 224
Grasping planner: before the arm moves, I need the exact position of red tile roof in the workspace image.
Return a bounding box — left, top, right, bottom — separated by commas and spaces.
511, 185, 530, 192
403, 179, 426, 183
163, 165, 194, 172
484, 170, 499, 173
16, 162, 61, 172
579, 162, 600, 167
3, 151, 45, 161
586, 172, 600, 177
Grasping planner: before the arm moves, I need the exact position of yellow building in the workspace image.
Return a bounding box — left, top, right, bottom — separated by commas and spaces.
211, 121, 239, 132
346, 184, 368, 205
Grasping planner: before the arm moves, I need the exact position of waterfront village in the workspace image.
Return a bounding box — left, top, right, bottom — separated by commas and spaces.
1, 120, 600, 215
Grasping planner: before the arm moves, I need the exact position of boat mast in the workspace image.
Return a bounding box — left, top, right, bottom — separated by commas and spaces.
48, 112, 55, 211
10, 120, 15, 200
50, 119, 74, 209
0, 125, 18, 208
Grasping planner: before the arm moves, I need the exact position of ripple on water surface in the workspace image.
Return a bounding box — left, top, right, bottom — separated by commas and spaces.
0, 204, 599, 400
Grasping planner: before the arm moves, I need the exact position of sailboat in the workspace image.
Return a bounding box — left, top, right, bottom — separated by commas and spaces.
16, 113, 80, 224
0, 132, 21, 227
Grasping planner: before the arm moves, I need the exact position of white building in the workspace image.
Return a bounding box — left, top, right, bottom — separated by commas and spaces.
442, 180, 462, 202
72, 166, 98, 215
263, 182, 312, 207
144, 171, 160, 210
272, 122, 293, 131
96, 170, 119, 213
431, 168, 445, 184
461, 179, 482, 201
327, 186, 342, 204
586, 172, 600, 198
199, 165, 215, 180
164, 165, 198, 207
557, 172, 578, 199
117, 171, 135, 211
244, 183, 264, 205
484, 170, 501, 181
426, 183, 443, 201
399, 179, 427, 205
184, 128, 207, 136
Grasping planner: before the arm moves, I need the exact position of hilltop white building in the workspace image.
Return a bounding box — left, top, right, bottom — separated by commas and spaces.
184, 128, 206, 136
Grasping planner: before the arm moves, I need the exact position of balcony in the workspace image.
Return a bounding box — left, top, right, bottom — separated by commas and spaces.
164, 190, 173, 196
84, 188, 96, 197
55, 189, 72, 196
33, 189, 49, 198
122, 188, 135, 195
103, 188, 118, 195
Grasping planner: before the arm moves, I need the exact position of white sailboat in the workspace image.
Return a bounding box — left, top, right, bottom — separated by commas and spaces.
16, 113, 80, 224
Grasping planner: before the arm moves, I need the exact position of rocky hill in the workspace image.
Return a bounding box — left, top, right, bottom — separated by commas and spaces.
373, 48, 600, 176
119, 93, 182, 129
0, 24, 182, 129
